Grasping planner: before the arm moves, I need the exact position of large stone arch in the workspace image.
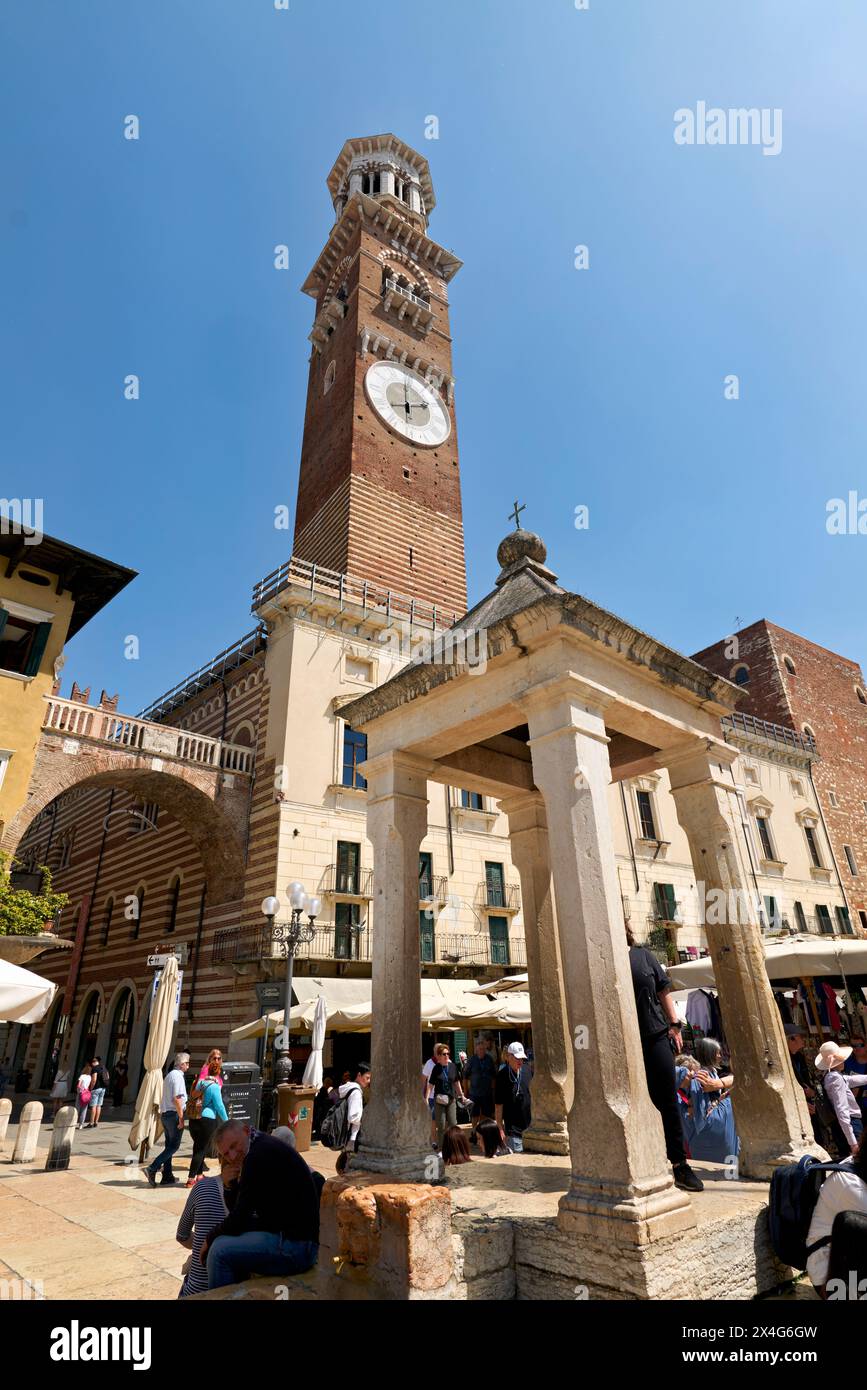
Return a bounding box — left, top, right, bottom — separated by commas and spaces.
2, 752, 247, 905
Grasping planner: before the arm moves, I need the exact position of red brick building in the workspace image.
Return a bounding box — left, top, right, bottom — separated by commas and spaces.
693, 620, 867, 935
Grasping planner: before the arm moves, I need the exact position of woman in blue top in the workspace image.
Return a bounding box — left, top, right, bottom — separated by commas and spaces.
682, 1037, 739, 1164
186, 1061, 228, 1187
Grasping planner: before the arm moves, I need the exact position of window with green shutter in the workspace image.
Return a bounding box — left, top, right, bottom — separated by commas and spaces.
653, 883, 677, 922
835, 905, 854, 936
419, 910, 434, 963
488, 915, 510, 966
0, 609, 52, 677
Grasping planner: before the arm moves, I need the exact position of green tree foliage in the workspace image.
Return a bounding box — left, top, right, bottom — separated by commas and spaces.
0, 853, 68, 938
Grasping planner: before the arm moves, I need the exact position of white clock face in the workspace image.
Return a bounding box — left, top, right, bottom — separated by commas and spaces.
364, 361, 451, 447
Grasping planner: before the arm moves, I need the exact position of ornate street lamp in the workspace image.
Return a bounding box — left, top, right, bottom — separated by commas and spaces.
261, 883, 321, 1059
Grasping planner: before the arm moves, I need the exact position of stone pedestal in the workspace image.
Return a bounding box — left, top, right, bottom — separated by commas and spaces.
354, 751, 436, 1181
665, 746, 821, 1178
12, 1100, 43, 1163
525, 682, 695, 1243
0, 1097, 11, 1147
501, 792, 571, 1154
319, 1175, 456, 1299
45, 1105, 77, 1172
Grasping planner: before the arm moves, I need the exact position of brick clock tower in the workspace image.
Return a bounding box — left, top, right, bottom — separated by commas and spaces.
294, 134, 467, 620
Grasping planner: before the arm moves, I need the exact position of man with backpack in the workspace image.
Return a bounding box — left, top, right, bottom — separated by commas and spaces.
85, 1056, 110, 1129
320, 1063, 371, 1154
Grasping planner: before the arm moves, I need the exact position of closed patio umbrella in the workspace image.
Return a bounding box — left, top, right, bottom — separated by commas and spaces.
301, 993, 327, 1090
128, 954, 179, 1153
0, 957, 57, 1024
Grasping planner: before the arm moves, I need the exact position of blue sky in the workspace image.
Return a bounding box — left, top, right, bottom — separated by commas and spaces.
3, 0, 866, 711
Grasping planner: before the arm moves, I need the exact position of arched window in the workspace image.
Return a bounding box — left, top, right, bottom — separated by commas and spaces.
783, 656, 796, 675
74, 992, 103, 1082
803, 724, 817, 745
100, 897, 114, 947
856, 686, 867, 705
106, 989, 134, 1075
166, 876, 181, 934
731, 665, 750, 687
39, 997, 68, 1089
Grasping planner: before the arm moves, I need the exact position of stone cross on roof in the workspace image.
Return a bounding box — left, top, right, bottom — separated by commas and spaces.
509, 499, 526, 529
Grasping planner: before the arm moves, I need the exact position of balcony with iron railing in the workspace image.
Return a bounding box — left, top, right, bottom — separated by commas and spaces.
212, 922, 527, 971
321, 864, 374, 899
476, 880, 521, 913
381, 278, 435, 332
419, 874, 448, 904
211, 922, 372, 966
250, 553, 460, 631
421, 933, 527, 969
722, 712, 818, 757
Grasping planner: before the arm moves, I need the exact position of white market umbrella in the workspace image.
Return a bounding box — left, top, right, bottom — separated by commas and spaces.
129, 954, 179, 1151
0, 957, 57, 1024
467, 972, 529, 996
668, 935, 867, 990
301, 994, 327, 1090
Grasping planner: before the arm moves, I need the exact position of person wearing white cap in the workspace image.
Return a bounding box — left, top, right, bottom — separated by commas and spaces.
494, 1041, 532, 1153
816, 1042, 867, 1157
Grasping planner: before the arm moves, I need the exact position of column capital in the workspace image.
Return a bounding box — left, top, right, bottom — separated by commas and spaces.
520, 671, 613, 727
497, 789, 547, 822
656, 738, 738, 793
359, 748, 435, 803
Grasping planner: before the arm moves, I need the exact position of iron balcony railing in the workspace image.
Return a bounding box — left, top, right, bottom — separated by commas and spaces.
419, 874, 448, 904
477, 880, 521, 912
421, 933, 527, 969
250, 553, 460, 631
212, 924, 527, 970
722, 712, 818, 757
321, 865, 374, 898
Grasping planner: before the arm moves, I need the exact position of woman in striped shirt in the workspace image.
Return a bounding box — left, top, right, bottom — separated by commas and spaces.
176, 1157, 239, 1298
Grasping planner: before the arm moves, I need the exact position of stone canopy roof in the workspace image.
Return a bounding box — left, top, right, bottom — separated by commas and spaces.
342, 529, 741, 729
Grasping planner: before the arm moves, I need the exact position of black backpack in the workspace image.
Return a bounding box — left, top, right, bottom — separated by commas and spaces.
320, 1085, 358, 1151
768, 1155, 852, 1269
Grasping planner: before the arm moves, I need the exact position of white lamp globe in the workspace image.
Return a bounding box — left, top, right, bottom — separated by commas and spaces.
261, 896, 280, 918
287, 881, 307, 910
306, 895, 322, 919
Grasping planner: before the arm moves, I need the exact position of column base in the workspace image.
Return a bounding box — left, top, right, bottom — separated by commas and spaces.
523, 1121, 570, 1156
739, 1137, 829, 1181
350, 1144, 442, 1184
557, 1172, 696, 1246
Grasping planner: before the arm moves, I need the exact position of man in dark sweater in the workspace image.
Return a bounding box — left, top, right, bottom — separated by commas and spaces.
201, 1119, 320, 1289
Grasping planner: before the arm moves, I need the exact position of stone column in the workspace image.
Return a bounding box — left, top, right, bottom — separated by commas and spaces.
348, 170, 363, 196
500, 791, 571, 1154
12, 1100, 43, 1163
354, 751, 433, 1181
380, 166, 396, 198
0, 1097, 11, 1147
45, 1106, 77, 1172
524, 680, 695, 1243
664, 744, 819, 1177
408, 183, 422, 214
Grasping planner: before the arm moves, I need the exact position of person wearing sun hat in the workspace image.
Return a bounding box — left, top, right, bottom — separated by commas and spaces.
815, 1041, 867, 1157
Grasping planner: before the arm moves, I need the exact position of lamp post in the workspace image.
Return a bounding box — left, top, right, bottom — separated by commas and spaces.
261, 883, 321, 1055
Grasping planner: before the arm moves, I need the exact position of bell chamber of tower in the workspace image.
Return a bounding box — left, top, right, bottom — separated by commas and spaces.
292, 134, 468, 620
